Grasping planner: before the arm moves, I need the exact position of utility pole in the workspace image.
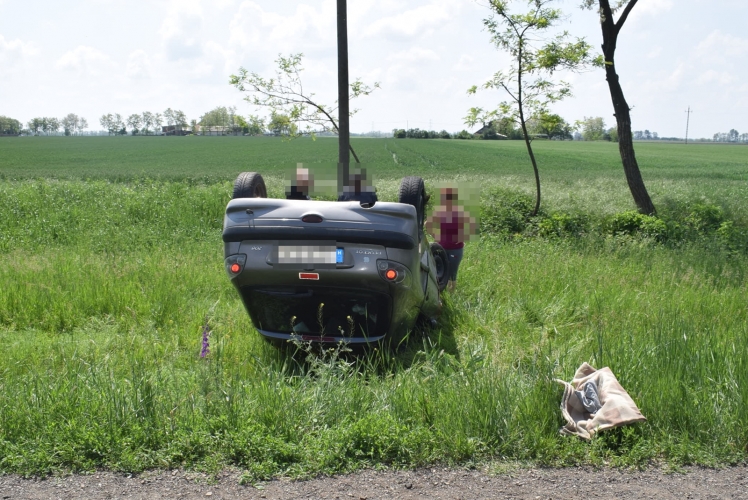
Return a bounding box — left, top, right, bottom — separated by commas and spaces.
685, 106, 692, 144
337, 0, 350, 183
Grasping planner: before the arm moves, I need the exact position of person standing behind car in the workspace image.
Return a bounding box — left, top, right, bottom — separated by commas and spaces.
286, 165, 312, 200
426, 186, 477, 291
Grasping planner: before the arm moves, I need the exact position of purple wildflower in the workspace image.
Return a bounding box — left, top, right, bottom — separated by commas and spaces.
200, 320, 211, 358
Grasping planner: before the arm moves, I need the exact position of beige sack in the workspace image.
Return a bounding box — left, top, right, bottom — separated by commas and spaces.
556, 362, 646, 440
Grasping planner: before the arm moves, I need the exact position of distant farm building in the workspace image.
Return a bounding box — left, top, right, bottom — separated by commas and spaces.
161, 125, 191, 136
473, 121, 507, 139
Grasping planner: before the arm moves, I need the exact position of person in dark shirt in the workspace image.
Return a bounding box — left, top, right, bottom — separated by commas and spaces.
337, 168, 377, 207
286, 166, 312, 200
425, 187, 477, 291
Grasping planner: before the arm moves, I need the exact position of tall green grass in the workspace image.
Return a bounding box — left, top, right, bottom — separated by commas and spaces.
1, 139, 747, 476
2, 136, 745, 220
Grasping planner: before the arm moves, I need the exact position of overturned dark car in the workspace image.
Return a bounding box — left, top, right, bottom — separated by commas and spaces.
222, 173, 449, 346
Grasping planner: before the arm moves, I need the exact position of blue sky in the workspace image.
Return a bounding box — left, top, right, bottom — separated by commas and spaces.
1, 0, 746, 138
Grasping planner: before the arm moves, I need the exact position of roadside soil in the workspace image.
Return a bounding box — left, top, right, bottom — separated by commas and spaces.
2, 465, 747, 500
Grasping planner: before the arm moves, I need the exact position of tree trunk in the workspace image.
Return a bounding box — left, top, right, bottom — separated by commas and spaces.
521, 121, 541, 217
516, 41, 541, 217
599, 0, 656, 215
604, 65, 655, 214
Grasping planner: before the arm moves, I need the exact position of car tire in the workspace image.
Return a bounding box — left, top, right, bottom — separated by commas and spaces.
398, 176, 426, 230
233, 172, 267, 199
430, 242, 450, 292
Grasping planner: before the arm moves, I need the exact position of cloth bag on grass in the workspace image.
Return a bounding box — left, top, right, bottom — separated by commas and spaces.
556, 362, 646, 440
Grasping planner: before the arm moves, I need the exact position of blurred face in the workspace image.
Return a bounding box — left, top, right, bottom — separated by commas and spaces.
296, 168, 310, 190
441, 188, 457, 204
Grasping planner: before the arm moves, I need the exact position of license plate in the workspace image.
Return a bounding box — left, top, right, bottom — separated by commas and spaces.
278, 245, 339, 265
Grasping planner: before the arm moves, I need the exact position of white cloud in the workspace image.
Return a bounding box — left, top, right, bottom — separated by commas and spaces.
647, 46, 662, 59
380, 48, 441, 92
160, 0, 205, 60
633, 62, 686, 95
189, 40, 232, 81
229, 1, 335, 55
126, 50, 152, 80
452, 54, 475, 72
624, 0, 674, 28
632, 0, 674, 16
0, 34, 39, 70
364, 0, 460, 39
55, 46, 116, 77
695, 30, 748, 59
696, 69, 736, 86
388, 47, 439, 64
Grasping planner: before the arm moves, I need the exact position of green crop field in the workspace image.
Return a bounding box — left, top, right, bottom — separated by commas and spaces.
1, 136, 747, 478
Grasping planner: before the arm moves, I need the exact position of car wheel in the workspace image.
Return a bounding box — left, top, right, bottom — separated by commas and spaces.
232, 172, 267, 199
398, 176, 426, 230
430, 242, 450, 292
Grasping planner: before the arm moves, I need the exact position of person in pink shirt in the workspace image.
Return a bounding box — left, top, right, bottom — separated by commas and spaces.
426, 186, 477, 291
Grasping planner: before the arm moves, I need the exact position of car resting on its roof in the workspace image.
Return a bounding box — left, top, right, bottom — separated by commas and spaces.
222, 172, 449, 346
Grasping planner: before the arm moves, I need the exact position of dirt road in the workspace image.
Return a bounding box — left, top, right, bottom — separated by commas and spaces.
2, 465, 747, 499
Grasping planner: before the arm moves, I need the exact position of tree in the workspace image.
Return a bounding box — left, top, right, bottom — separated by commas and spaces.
608, 125, 618, 142
40, 117, 50, 135
230, 53, 379, 163
728, 129, 739, 142
127, 114, 142, 135
61, 113, 80, 136
78, 117, 88, 134
47, 117, 60, 135
228, 107, 243, 135
199, 106, 231, 135
27, 118, 44, 135
578, 116, 606, 141
532, 111, 573, 140
268, 112, 296, 136
466, 0, 596, 216
174, 110, 188, 133
163, 108, 175, 134
113, 113, 125, 135
0, 116, 22, 135
582, 0, 655, 214
247, 115, 265, 135
153, 113, 163, 134
141, 111, 154, 135
100, 114, 114, 135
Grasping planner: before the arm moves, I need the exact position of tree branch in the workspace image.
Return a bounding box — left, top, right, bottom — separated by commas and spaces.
614, 0, 637, 35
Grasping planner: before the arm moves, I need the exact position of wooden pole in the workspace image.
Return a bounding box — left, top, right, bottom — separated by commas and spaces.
337, 0, 350, 185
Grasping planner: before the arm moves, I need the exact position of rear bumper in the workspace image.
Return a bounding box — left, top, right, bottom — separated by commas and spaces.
258, 329, 387, 345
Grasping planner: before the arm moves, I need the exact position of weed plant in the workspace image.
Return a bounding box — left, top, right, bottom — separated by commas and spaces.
0, 138, 747, 477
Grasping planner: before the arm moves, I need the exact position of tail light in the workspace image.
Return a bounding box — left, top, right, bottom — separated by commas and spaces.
376, 260, 411, 288
225, 254, 247, 278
